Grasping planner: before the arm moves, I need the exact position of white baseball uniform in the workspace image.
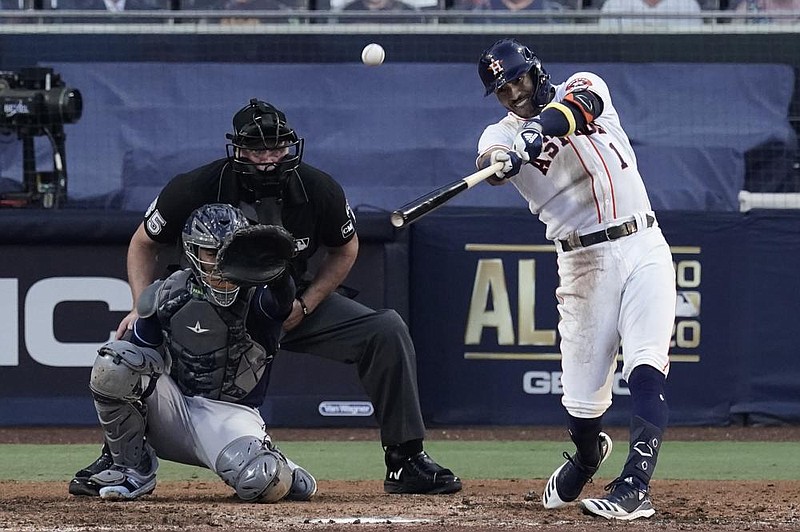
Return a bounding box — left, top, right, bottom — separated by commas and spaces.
478, 72, 677, 418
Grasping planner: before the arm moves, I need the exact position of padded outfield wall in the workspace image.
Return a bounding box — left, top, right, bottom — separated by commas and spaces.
2, 208, 799, 427
0, 28, 798, 426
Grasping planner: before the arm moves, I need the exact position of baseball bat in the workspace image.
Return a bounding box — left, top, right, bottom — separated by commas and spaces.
390, 161, 504, 228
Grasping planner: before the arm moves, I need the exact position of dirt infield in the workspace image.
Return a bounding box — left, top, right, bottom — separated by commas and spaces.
1, 425, 799, 531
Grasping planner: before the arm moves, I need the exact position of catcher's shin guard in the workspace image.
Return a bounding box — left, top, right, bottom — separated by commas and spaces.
89, 341, 164, 469
215, 436, 293, 502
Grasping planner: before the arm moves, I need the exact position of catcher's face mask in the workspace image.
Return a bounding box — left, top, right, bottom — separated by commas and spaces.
182, 203, 251, 307
189, 247, 240, 307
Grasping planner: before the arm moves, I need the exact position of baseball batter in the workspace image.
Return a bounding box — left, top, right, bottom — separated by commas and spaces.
476, 39, 677, 520
71, 204, 316, 502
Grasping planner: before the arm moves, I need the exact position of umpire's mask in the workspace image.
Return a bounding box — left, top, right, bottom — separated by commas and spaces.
226, 99, 304, 201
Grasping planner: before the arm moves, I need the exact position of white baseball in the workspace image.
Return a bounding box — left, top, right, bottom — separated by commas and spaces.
361, 43, 385, 67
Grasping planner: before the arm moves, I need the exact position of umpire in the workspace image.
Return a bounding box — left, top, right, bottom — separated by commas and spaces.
70, 98, 461, 496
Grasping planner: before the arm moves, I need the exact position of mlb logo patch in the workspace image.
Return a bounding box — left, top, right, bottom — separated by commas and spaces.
341, 220, 354, 239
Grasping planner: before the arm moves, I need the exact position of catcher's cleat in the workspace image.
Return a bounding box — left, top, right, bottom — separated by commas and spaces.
542, 431, 612, 509
580, 476, 656, 520
91, 447, 158, 501
384, 450, 462, 495
68, 443, 113, 496
285, 465, 318, 501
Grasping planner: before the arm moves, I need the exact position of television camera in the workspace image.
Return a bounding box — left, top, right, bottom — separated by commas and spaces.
0, 67, 82, 208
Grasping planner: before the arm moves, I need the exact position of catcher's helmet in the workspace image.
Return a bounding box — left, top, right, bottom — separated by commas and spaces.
226, 98, 304, 198
478, 39, 553, 111
182, 204, 250, 307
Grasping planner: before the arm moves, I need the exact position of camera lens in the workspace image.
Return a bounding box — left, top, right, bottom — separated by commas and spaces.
56, 88, 83, 124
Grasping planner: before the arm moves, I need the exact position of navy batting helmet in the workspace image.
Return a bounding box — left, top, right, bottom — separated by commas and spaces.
478, 39, 553, 110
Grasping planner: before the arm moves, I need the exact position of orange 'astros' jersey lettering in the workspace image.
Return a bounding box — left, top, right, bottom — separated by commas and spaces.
534, 125, 607, 176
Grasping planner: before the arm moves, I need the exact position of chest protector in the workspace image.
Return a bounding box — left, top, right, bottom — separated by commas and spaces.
157, 270, 271, 403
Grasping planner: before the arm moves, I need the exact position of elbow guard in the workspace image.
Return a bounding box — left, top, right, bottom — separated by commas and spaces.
562, 89, 604, 128
536, 89, 604, 137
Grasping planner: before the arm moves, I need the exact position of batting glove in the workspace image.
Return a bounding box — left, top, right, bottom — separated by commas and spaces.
490, 150, 523, 180
512, 121, 544, 162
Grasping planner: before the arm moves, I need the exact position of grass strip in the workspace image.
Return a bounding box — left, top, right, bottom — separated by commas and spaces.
1, 441, 796, 482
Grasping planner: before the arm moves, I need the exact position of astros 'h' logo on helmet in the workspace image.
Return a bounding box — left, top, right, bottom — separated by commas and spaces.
488, 58, 504, 76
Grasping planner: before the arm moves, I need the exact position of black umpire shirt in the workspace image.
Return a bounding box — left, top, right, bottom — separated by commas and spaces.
142, 158, 357, 284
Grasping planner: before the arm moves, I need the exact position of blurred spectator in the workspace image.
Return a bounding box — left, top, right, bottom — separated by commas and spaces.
599, 0, 702, 28
341, 0, 415, 12
336, 0, 422, 22
318, 0, 435, 8
168, 0, 306, 24
0, 0, 26, 24
218, 0, 304, 24
187, 0, 305, 10
223, 0, 302, 8
52, 0, 165, 9
732, 0, 800, 22
43, 0, 166, 24
451, 0, 568, 22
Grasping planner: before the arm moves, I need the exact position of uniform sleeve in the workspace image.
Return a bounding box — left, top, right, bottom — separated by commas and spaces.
131, 314, 163, 348
132, 280, 166, 346
142, 172, 207, 245
253, 273, 296, 321
561, 72, 611, 113
477, 120, 518, 163
318, 179, 357, 248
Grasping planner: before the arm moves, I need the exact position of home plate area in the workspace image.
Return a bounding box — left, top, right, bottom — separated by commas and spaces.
306, 517, 430, 525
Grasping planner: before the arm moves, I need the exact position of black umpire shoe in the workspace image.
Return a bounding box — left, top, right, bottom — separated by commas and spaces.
68, 443, 112, 496
384, 449, 462, 495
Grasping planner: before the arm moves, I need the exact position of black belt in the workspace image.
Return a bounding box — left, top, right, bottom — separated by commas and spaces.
560, 214, 655, 252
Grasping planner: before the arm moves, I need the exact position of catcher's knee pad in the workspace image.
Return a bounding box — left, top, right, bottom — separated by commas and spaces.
90, 340, 165, 402
215, 436, 292, 502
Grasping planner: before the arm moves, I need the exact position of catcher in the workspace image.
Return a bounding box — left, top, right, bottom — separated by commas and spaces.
74, 203, 316, 502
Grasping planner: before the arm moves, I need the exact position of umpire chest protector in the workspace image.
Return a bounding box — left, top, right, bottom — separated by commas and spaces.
155, 270, 270, 403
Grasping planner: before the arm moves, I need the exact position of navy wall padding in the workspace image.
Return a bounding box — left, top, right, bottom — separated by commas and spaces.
0, 62, 793, 213
5, 208, 798, 426
409, 208, 800, 426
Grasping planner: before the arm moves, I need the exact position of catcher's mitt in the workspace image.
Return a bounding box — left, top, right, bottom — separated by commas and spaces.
216, 224, 296, 286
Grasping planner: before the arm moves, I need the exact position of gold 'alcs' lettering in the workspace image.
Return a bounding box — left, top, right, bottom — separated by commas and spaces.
464, 258, 556, 346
